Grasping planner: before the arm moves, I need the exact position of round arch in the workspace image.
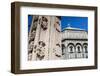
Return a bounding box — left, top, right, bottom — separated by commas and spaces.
83, 43, 88, 53
67, 43, 75, 53
75, 43, 83, 53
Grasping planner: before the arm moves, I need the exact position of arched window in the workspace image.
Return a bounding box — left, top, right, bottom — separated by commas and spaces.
83, 43, 88, 53
76, 43, 82, 53
84, 46, 88, 53
77, 46, 81, 53
67, 43, 75, 53
69, 46, 73, 53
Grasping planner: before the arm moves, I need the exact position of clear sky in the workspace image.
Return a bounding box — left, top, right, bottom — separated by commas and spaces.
28, 15, 88, 32
61, 16, 88, 31
28, 15, 33, 32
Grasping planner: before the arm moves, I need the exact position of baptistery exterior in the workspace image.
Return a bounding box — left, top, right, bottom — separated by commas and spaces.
62, 27, 88, 59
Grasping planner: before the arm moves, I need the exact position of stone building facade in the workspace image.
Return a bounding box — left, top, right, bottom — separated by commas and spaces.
28, 15, 62, 61
62, 27, 88, 59
28, 15, 88, 61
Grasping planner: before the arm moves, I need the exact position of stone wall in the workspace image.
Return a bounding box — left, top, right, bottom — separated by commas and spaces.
62, 29, 88, 59
28, 15, 62, 61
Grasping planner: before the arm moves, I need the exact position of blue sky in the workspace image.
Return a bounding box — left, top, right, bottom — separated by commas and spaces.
61, 16, 88, 31
28, 15, 88, 32
28, 15, 33, 32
